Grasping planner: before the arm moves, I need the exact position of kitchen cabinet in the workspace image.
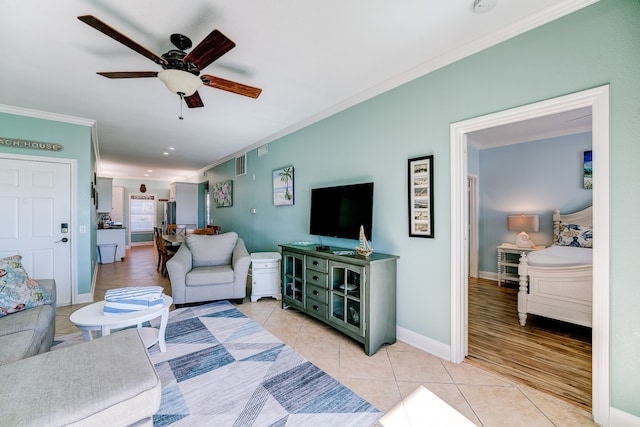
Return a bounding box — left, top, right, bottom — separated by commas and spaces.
111, 186, 124, 223
170, 182, 198, 225
96, 177, 113, 213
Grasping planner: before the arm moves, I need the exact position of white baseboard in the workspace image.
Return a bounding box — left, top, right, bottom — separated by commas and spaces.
397, 326, 451, 361
479, 271, 498, 281
610, 407, 640, 427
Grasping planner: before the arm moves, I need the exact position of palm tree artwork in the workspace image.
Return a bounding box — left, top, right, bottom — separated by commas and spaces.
273, 166, 294, 206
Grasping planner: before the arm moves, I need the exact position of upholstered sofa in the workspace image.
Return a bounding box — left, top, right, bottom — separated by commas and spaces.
0, 276, 161, 426
0, 278, 56, 366
167, 232, 251, 305
0, 329, 161, 426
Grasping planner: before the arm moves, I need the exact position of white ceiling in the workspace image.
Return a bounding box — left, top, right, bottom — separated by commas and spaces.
468, 107, 592, 149
0, 0, 596, 182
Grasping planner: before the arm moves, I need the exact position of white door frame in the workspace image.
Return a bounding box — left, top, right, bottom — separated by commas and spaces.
467, 174, 479, 279
449, 85, 610, 425
0, 152, 78, 304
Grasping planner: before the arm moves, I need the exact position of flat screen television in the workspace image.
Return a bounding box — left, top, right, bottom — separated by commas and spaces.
309, 182, 374, 241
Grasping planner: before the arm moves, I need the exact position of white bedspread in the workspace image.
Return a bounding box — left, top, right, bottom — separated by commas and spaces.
527, 245, 592, 267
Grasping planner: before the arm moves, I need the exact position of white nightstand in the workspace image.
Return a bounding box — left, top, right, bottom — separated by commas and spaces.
497, 243, 545, 286
250, 252, 282, 302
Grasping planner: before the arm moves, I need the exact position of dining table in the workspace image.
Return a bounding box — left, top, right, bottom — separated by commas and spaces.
162, 234, 184, 247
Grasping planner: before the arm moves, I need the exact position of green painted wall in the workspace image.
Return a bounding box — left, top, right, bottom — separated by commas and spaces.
207, 0, 640, 415
0, 112, 96, 296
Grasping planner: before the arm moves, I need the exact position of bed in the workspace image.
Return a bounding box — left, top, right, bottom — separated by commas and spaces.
517, 206, 593, 327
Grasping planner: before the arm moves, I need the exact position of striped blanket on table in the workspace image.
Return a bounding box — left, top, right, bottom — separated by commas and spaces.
103, 286, 164, 315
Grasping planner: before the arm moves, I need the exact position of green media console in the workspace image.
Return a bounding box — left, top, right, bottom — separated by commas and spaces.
279, 243, 399, 356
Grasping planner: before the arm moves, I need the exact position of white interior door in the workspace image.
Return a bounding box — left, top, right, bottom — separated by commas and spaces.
0, 156, 72, 304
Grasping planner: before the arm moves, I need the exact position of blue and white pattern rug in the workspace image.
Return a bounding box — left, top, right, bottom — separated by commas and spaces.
55, 301, 381, 426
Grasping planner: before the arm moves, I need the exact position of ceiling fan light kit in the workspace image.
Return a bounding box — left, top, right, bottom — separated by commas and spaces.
158, 70, 203, 97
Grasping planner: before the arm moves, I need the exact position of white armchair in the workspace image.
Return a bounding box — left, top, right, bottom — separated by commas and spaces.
166, 232, 250, 306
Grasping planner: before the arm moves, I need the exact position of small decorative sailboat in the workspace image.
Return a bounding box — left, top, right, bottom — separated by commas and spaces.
356, 225, 373, 257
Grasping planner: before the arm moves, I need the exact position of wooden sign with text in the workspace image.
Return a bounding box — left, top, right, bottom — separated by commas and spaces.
0, 136, 63, 152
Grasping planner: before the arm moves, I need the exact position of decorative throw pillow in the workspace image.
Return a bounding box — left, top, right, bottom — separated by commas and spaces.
0, 255, 53, 316
556, 224, 593, 248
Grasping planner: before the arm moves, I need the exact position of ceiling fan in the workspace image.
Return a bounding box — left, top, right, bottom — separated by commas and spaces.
78, 15, 262, 112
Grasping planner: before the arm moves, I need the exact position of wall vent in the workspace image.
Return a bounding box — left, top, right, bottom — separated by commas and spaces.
235, 154, 247, 176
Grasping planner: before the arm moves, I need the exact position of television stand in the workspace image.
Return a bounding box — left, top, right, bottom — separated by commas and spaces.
279, 243, 398, 356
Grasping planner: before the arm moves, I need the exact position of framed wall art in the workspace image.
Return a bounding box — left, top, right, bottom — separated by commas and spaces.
583, 150, 592, 189
408, 155, 434, 238
213, 179, 233, 207
273, 166, 294, 206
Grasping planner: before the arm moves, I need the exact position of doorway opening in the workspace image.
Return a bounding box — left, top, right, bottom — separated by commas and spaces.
449, 86, 610, 425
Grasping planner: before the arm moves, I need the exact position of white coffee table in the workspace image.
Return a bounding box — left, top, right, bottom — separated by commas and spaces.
70, 295, 172, 352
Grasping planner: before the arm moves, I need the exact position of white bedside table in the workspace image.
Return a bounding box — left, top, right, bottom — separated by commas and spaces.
497, 243, 545, 286
250, 252, 282, 302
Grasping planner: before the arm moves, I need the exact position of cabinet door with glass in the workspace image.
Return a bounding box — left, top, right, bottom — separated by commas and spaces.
329, 261, 365, 336
282, 251, 304, 309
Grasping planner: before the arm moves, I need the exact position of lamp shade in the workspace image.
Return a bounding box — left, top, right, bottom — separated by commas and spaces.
158, 70, 203, 97
507, 215, 539, 232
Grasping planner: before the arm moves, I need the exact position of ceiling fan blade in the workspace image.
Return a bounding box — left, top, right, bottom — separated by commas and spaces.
184, 30, 235, 71
78, 15, 168, 66
184, 91, 204, 108
201, 75, 262, 99
97, 71, 159, 79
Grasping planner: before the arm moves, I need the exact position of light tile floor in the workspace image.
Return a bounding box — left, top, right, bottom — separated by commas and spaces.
56, 246, 597, 426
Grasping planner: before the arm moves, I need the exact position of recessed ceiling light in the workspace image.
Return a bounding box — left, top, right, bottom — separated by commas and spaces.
144, 174, 149, 177
473, 0, 497, 13
169, 147, 175, 150
163, 152, 169, 155
147, 169, 153, 173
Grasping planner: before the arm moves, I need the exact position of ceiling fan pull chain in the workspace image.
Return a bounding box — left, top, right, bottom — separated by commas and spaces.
178, 92, 185, 120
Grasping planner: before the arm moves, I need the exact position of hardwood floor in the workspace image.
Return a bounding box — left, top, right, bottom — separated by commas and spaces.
466, 277, 592, 410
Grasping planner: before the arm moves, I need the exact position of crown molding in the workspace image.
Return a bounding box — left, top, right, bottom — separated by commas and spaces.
0, 104, 96, 127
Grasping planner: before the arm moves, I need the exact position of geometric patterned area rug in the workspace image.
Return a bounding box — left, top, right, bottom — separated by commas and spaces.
55, 300, 381, 426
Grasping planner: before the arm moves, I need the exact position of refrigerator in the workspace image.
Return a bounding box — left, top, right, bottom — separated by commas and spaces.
163, 201, 176, 232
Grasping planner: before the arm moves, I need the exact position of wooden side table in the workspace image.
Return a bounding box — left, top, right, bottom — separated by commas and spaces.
497, 243, 545, 286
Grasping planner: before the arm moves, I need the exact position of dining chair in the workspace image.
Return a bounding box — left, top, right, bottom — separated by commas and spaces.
154, 226, 176, 276
166, 224, 178, 236
153, 227, 164, 272
206, 225, 222, 235
192, 228, 215, 235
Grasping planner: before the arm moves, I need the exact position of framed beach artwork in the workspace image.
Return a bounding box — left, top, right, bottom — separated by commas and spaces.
583, 150, 592, 189
408, 155, 434, 238
273, 166, 294, 206
213, 180, 233, 207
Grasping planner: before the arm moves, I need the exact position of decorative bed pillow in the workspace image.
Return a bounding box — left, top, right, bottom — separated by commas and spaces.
0, 255, 53, 316
556, 224, 593, 248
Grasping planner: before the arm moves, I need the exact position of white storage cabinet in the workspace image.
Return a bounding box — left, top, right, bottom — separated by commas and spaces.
250, 252, 282, 302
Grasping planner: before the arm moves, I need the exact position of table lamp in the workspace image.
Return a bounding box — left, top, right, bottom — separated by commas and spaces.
507, 214, 539, 248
